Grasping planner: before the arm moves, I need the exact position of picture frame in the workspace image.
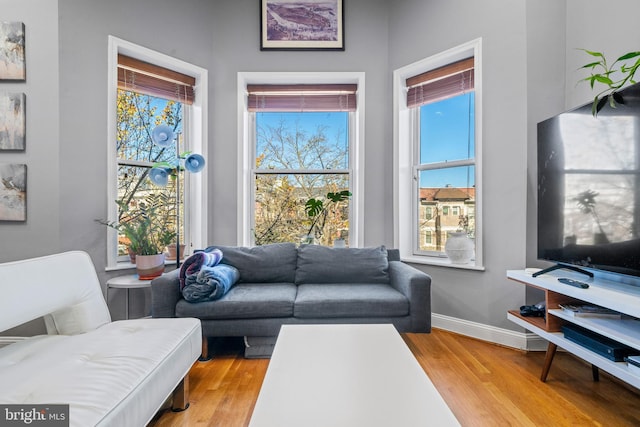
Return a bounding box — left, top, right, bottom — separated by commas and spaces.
260, 0, 344, 51
0, 163, 26, 222
0, 22, 25, 81
0, 93, 26, 151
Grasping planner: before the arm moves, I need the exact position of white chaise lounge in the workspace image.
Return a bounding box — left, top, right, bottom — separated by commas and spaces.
0, 251, 201, 427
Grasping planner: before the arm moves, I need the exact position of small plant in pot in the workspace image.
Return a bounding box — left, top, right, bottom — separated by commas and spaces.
97, 193, 175, 279
579, 49, 640, 116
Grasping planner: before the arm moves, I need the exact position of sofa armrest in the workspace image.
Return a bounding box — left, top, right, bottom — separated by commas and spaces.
388, 261, 431, 333
151, 268, 181, 318
0, 336, 28, 350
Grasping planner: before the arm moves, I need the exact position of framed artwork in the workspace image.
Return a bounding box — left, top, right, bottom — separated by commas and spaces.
260, 0, 344, 51
0, 93, 26, 150
0, 22, 25, 81
0, 163, 26, 221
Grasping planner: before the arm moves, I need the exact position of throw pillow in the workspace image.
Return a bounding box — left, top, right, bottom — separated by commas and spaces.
295, 245, 389, 284
205, 243, 297, 283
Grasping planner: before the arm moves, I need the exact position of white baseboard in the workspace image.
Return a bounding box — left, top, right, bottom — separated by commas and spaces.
432, 313, 549, 351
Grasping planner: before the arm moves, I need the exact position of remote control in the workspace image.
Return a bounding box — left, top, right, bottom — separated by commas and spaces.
557, 277, 589, 289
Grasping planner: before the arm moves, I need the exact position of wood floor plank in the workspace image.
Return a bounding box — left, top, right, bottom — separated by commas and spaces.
149, 330, 640, 427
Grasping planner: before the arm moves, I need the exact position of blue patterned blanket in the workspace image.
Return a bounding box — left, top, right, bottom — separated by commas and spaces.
182, 264, 240, 302
179, 248, 223, 290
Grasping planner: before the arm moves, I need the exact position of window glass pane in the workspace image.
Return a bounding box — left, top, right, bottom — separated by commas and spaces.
116, 165, 181, 256
117, 90, 181, 163
254, 173, 350, 246
420, 92, 475, 164
116, 90, 184, 259
256, 111, 348, 170
418, 166, 476, 253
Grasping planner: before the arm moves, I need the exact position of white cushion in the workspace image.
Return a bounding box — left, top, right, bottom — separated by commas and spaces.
0, 317, 201, 427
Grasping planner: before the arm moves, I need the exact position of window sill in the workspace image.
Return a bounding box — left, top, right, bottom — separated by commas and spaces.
105, 259, 179, 272
400, 254, 485, 271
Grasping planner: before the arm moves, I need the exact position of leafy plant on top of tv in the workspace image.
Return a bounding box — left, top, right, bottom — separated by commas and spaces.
579, 49, 640, 116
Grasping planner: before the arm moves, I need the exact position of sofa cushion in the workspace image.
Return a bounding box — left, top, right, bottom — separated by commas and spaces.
206, 243, 297, 283
0, 318, 201, 427
295, 245, 389, 284
294, 283, 408, 318
176, 283, 297, 320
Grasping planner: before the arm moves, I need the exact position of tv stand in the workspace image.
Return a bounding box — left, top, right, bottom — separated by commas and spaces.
506, 269, 640, 389
532, 263, 594, 279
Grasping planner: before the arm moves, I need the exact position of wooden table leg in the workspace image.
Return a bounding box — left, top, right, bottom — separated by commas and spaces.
540, 342, 558, 382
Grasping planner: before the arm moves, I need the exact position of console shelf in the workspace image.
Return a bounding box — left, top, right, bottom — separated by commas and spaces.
507, 269, 640, 389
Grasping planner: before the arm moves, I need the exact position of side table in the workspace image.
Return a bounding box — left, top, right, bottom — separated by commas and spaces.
106, 274, 153, 319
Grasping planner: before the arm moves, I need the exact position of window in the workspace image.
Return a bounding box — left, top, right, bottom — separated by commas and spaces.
238, 73, 364, 247
425, 206, 433, 220
250, 84, 353, 246
394, 39, 483, 268
107, 37, 208, 269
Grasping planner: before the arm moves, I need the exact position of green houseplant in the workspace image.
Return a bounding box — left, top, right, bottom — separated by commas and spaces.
99, 193, 175, 256
579, 49, 640, 115
304, 190, 352, 245
97, 193, 175, 278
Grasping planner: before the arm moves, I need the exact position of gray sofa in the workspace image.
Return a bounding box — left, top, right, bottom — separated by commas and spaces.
151, 243, 431, 358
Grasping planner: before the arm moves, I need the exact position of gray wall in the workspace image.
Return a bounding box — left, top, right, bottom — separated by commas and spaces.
208, 0, 391, 245
388, 0, 529, 330
0, 0, 60, 262
524, 0, 566, 305
3, 0, 640, 334
61, 0, 390, 318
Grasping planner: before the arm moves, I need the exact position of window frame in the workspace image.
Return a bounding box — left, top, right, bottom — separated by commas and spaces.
238, 72, 365, 247
393, 38, 484, 270
106, 36, 208, 270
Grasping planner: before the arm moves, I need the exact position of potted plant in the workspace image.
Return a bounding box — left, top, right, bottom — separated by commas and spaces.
303, 190, 352, 245
579, 49, 640, 115
97, 193, 175, 279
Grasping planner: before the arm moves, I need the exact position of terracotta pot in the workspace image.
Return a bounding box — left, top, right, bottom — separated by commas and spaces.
127, 247, 136, 264
135, 253, 165, 280
166, 243, 186, 260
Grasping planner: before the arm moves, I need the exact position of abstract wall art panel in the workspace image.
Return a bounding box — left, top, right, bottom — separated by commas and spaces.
0, 163, 26, 221
0, 93, 26, 150
0, 22, 25, 81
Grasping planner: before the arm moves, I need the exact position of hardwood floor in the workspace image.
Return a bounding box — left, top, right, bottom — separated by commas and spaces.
150, 329, 640, 427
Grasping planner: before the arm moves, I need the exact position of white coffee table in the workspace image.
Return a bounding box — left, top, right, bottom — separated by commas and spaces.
249, 324, 460, 427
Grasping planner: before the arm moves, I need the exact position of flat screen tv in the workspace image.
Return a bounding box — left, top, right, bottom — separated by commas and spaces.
537, 82, 640, 280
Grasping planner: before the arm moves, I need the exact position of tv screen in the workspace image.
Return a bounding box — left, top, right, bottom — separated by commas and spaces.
537, 83, 640, 279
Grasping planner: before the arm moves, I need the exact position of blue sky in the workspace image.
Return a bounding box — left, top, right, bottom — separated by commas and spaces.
420, 93, 475, 188
255, 94, 475, 189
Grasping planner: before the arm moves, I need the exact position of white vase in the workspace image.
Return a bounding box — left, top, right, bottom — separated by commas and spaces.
444, 232, 474, 264
135, 253, 165, 280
